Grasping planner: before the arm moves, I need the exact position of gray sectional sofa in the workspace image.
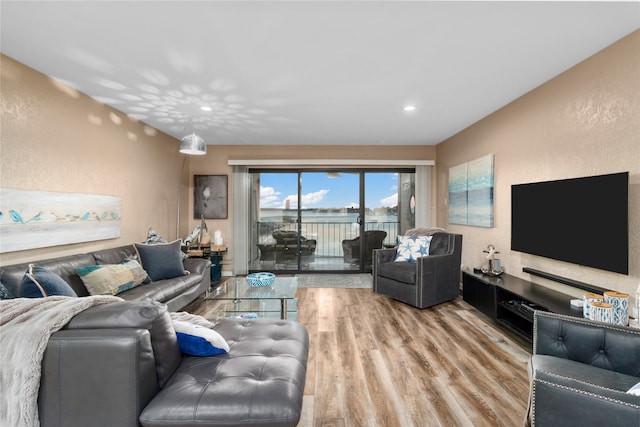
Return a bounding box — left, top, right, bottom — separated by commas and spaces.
0, 244, 210, 311
1, 246, 310, 427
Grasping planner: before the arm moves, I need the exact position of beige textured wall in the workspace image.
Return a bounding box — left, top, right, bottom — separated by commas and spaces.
436, 31, 640, 301
0, 55, 184, 265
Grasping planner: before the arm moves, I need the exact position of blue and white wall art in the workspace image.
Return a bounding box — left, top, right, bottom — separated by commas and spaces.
448, 154, 494, 227
0, 188, 122, 253
448, 163, 468, 225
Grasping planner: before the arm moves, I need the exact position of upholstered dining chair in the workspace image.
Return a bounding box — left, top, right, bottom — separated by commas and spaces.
372, 232, 462, 309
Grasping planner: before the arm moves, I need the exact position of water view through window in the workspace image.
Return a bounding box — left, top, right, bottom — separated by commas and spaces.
250, 169, 415, 272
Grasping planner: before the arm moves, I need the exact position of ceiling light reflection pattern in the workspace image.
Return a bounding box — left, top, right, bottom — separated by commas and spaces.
70, 50, 294, 143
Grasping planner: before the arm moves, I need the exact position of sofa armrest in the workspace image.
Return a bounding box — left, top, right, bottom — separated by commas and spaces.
534, 311, 640, 376
40, 328, 159, 427
531, 369, 640, 426
182, 257, 211, 276
416, 251, 461, 283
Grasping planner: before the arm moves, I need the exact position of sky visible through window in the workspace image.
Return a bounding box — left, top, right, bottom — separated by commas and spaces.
260, 172, 399, 210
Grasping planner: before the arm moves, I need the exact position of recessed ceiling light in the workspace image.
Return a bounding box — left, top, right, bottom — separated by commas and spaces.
200, 106, 213, 112
403, 105, 416, 112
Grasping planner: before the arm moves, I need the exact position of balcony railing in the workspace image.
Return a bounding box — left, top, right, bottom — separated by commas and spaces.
257, 221, 398, 258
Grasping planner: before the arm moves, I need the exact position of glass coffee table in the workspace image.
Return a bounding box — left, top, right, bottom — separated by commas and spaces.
205, 276, 298, 320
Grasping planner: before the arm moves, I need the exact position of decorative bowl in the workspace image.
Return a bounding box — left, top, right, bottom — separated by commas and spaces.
245, 272, 275, 287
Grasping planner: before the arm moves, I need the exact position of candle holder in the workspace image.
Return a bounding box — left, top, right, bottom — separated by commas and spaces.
481, 244, 504, 277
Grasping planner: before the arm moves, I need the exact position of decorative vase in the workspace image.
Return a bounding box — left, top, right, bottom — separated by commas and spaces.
590, 301, 613, 324
583, 293, 604, 320
604, 291, 629, 326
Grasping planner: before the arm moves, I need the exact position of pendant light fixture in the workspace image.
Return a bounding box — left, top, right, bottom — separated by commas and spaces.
179, 132, 207, 155
177, 131, 206, 239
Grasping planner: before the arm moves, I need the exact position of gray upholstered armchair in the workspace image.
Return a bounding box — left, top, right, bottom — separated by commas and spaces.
372, 232, 462, 309
525, 311, 640, 427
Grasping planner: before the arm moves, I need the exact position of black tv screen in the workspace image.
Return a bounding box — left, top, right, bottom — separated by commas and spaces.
511, 172, 628, 275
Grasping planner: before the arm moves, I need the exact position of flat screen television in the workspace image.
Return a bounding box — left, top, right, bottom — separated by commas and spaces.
511, 172, 628, 275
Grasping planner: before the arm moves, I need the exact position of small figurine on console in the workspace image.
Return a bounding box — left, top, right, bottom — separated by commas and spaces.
482, 244, 504, 276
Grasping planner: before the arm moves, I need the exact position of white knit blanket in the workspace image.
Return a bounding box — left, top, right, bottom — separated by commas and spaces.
0, 296, 122, 427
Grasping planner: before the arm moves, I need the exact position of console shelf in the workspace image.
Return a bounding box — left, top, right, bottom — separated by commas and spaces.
462, 270, 584, 343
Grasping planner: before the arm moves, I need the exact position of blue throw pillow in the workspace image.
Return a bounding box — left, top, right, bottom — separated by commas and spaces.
172, 320, 229, 356
394, 235, 432, 262
20, 264, 77, 298
134, 240, 187, 281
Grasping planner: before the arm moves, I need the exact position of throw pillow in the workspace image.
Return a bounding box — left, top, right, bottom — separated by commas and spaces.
20, 264, 77, 298
170, 311, 216, 328
146, 227, 167, 244
627, 382, 640, 396
76, 260, 149, 296
394, 235, 432, 262
146, 227, 189, 260
172, 320, 229, 356
134, 240, 187, 281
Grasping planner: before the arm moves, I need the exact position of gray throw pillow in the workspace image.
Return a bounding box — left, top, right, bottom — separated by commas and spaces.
134, 240, 187, 281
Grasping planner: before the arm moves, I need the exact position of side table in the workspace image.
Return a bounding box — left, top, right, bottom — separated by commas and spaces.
187, 245, 227, 284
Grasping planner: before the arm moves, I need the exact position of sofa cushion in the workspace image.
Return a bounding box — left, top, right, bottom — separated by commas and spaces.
20, 265, 78, 298
115, 272, 203, 305
135, 240, 187, 281
172, 320, 229, 356
394, 235, 431, 262
76, 260, 148, 296
139, 318, 309, 427
377, 261, 417, 284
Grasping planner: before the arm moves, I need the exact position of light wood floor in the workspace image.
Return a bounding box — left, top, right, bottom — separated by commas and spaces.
186, 287, 531, 427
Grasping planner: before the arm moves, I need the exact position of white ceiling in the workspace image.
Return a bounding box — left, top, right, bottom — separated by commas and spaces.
1, 1, 639, 146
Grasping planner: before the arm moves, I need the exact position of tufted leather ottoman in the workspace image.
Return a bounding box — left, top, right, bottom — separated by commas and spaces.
139, 318, 309, 427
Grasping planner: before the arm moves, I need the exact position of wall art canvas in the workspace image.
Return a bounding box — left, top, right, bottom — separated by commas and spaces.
448, 163, 468, 225
0, 188, 122, 253
194, 175, 228, 219
467, 154, 494, 227
448, 154, 494, 227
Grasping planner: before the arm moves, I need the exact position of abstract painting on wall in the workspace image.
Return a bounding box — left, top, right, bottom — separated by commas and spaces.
448, 154, 494, 227
0, 188, 122, 253
194, 175, 228, 219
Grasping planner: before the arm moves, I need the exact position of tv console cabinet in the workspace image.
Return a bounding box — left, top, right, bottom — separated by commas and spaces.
462, 270, 584, 342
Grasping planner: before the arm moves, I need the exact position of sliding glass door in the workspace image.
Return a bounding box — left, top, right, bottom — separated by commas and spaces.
249, 168, 415, 273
